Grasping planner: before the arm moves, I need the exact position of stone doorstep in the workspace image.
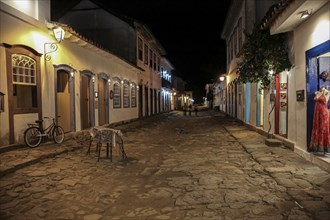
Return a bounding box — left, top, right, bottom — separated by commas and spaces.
265, 138, 283, 147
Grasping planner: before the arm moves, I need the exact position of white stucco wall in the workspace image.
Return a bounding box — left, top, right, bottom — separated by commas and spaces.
0, 2, 140, 145
289, 2, 330, 149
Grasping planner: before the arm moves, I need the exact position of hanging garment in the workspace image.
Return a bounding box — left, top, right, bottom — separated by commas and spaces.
310, 94, 330, 152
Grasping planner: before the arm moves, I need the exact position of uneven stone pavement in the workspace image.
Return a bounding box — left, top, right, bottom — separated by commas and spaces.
0, 111, 329, 220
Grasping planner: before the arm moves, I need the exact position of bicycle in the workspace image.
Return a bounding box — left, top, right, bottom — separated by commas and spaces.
24, 116, 65, 148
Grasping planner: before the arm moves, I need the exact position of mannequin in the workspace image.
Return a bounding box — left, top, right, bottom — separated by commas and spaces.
309, 87, 330, 154
321, 87, 329, 103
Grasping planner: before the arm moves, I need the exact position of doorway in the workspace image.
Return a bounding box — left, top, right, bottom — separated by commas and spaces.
306, 40, 330, 148
56, 70, 73, 133
139, 84, 143, 118
98, 76, 109, 125
145, 86, 149, 116
245, 83, 251, 123
274, 72, 288, 137
80, 72, 94, 130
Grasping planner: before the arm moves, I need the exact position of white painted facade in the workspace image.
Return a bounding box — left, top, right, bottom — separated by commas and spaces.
221, 0, 329, 164
268, 0, 330, 151
0, 0, 141, 146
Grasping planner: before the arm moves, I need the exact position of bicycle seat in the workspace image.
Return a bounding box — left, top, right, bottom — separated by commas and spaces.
35, 120, 43, 124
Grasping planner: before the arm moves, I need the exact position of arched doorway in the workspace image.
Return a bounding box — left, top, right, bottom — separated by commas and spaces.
55, 65, 75, 133
98, 73, 109, 125
306, 40, 330, 149
80, 70, 95, 130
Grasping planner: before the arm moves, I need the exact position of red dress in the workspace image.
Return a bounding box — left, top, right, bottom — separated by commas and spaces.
309, 94, 330, 152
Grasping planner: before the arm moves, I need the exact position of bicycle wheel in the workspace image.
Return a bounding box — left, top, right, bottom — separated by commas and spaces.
24, 127, 42, 148
53, 126, 64, 144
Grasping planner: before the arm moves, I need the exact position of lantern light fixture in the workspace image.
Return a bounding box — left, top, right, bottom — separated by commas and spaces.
300, 10, 311, 19
44, 26, 65, 61
53, 27, 65, 43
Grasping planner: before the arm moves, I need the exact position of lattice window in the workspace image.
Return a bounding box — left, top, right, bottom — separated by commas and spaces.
131, 84, 136, 107
138, 37, 143, 61
113, 83, 121, 108
144, 44, 148, 65
123, 82, 130, 108
12, 54, 36, 85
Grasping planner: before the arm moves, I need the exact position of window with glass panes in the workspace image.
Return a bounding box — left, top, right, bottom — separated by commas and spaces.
131, 84, 136, 107
238, 18, 242, 53
153, 53, 157, 70
138, 37, 143, 61
113, 83, 121, 108
149, 49, 153, 68
144, 44, 148, 65
123, 82, 130, 108
12, 54, 38, 109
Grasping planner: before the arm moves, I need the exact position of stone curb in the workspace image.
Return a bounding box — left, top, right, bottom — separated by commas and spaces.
0, 144, 83, 178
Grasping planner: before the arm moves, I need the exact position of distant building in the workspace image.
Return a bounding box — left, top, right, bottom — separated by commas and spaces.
172, 75, 187, 110
221, 0, 279, 124
205, 84, 213, 109
58, 0, 166, 118
220, 0, 330, 160
160, 57, 174, 112
0, 0, 170, 146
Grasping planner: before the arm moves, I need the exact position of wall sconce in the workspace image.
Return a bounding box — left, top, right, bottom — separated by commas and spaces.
219, 76, 225, 82
53, 27, 65, 43
44, 27, 65, 61
70, 70, 75, 77
92, 76, 95, 83
108, 79, 111, 84
94, 91, 98, 98
300, 10, 311, 19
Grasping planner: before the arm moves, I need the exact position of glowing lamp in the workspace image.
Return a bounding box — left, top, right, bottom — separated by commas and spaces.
219, 76, 225, 82
53, 27, 65, 43
300, 10, 310, 19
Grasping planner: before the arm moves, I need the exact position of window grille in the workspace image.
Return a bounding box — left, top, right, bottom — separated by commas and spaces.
123, 82, 130, 108
12, 54, 36, 85
138, 37, 143, 61
144, 44, 148, 65
113, 83, 121, 108
131, 85, 136, 107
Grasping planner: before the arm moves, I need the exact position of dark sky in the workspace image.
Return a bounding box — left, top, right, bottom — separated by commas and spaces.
52, 0, 230, 103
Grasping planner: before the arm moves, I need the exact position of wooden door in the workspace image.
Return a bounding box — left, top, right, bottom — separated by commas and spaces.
57, 71, 71, 132
81, 75, 90, 129
99, 79, 106, 125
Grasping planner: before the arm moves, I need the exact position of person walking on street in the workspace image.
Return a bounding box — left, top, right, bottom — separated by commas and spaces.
188, 104, 192, 116
183, 104, 187, 116
194, 105, 198, 116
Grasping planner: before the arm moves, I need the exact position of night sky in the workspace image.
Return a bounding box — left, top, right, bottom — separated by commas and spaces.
52, 0, 230, 103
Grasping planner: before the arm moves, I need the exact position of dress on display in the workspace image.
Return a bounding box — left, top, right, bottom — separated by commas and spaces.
309, 92, 330, 152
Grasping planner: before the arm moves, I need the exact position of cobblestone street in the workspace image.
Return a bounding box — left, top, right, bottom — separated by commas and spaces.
0, 111, 329, 220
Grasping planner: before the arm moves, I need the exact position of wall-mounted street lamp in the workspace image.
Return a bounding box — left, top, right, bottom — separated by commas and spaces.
219, 76, 225, 82
300, 10, 311, 19
44, 27, 65, 61
53, 27, 65, 43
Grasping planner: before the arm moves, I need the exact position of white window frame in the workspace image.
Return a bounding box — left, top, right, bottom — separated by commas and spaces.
113, 82, 121, 108
123, 81, 130, 108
